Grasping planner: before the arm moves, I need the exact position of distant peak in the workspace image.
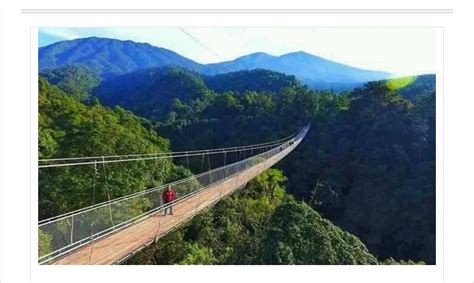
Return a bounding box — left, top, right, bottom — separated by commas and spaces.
249, 51, 272, 56
73, 36, 110, 42
281, 51, 319, 58
237, 52, 275, 59
52, 36, 151, 47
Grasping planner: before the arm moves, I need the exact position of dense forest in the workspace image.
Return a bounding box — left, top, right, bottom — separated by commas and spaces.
39, 63, 435, 264
126, 169, 380, 265
38, 78, 192, 220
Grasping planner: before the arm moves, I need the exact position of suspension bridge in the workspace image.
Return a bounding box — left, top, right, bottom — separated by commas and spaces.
38, 125, 310, 265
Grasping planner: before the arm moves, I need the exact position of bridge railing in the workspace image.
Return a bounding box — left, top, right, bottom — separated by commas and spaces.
38, 125, 309, 264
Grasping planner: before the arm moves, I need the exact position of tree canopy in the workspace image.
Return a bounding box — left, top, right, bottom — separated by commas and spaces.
126, 169, 379, 265
39, 64, 435, 265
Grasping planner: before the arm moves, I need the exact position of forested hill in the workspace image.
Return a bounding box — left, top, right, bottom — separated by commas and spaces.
39, 37, 392, 91
37, 77, 404, 265
145, 74, 436, 264
126, 169, 381, 265
396, 74, 436, 101
203, 69, 302, 93
93, 67, 307, 122
38, 77, 190, 219
44, 64, 435, 263
40, 65, 100, 101
39, 37, 202, 79
93, 66, 212, 119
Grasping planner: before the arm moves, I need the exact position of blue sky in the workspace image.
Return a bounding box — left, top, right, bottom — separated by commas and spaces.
39, 27, 436, 75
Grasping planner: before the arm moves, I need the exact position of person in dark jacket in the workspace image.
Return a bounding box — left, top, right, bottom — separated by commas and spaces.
163, 185, 177, 215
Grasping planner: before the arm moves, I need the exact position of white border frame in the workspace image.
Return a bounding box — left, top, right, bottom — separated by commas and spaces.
26, 16, 445, 283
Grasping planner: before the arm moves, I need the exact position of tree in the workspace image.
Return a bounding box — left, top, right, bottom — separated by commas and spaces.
261, 202, 378, 265
40, 65, 100, 101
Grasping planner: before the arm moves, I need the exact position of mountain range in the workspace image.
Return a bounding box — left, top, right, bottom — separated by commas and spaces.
39, 37, 393, 91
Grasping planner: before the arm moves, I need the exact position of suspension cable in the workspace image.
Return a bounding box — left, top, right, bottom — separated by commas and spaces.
38, 133, 296, 166
38, 141, 286, 168
38, 125, 310, 225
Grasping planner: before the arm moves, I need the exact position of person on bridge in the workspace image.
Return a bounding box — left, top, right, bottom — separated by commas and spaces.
163, 185, 177, 215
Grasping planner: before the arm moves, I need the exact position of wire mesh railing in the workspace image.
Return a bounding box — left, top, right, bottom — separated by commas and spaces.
38, 125, 309, 264
38, 132, 297, 168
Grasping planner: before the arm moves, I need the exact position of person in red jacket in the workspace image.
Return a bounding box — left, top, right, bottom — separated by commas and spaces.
163, 185, 177, 215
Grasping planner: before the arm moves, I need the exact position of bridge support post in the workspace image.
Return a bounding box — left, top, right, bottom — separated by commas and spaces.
70, 215, 74, 244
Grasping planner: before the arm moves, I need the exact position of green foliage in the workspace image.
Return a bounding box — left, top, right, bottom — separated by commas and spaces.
278, 79, 436, 263
125, 169, 379, 265
381, 257, 426, 265
260, 202, 378, 265
178, 244, 218, 265
40, 65, 100, 101
203, 69, 301, 93
151, 74, 435, 264
95, 66, 215, 119
38, 78, 174, 219
157, 85, 317, 152
245, 168, 287, 201
397, 74, 435, 101
38, 229, 53, 258
39, 61, 435, 266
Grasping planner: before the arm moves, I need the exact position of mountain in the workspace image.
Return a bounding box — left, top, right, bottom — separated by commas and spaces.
39, 37, 392, 91
39, 37, 203, 79
202, 51, 392, 90
94, 66, 212, 118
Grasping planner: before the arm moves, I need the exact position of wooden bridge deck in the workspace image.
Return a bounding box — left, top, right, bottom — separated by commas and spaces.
52, 145, 290, 265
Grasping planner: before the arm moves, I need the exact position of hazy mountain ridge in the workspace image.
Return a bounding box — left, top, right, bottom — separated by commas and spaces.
39, 37, 393, 91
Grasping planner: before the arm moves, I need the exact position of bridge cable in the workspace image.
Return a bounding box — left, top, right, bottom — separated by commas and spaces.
200, 152, 205, 173
38, 133, 295, 164
90, 161, 99, 239
37, 142, 286, 168
92, 161, 98, 206
146, 152, 160, 188
186, 152, 190, 171
223, 151, 227, 178
207, 150, 212, 183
